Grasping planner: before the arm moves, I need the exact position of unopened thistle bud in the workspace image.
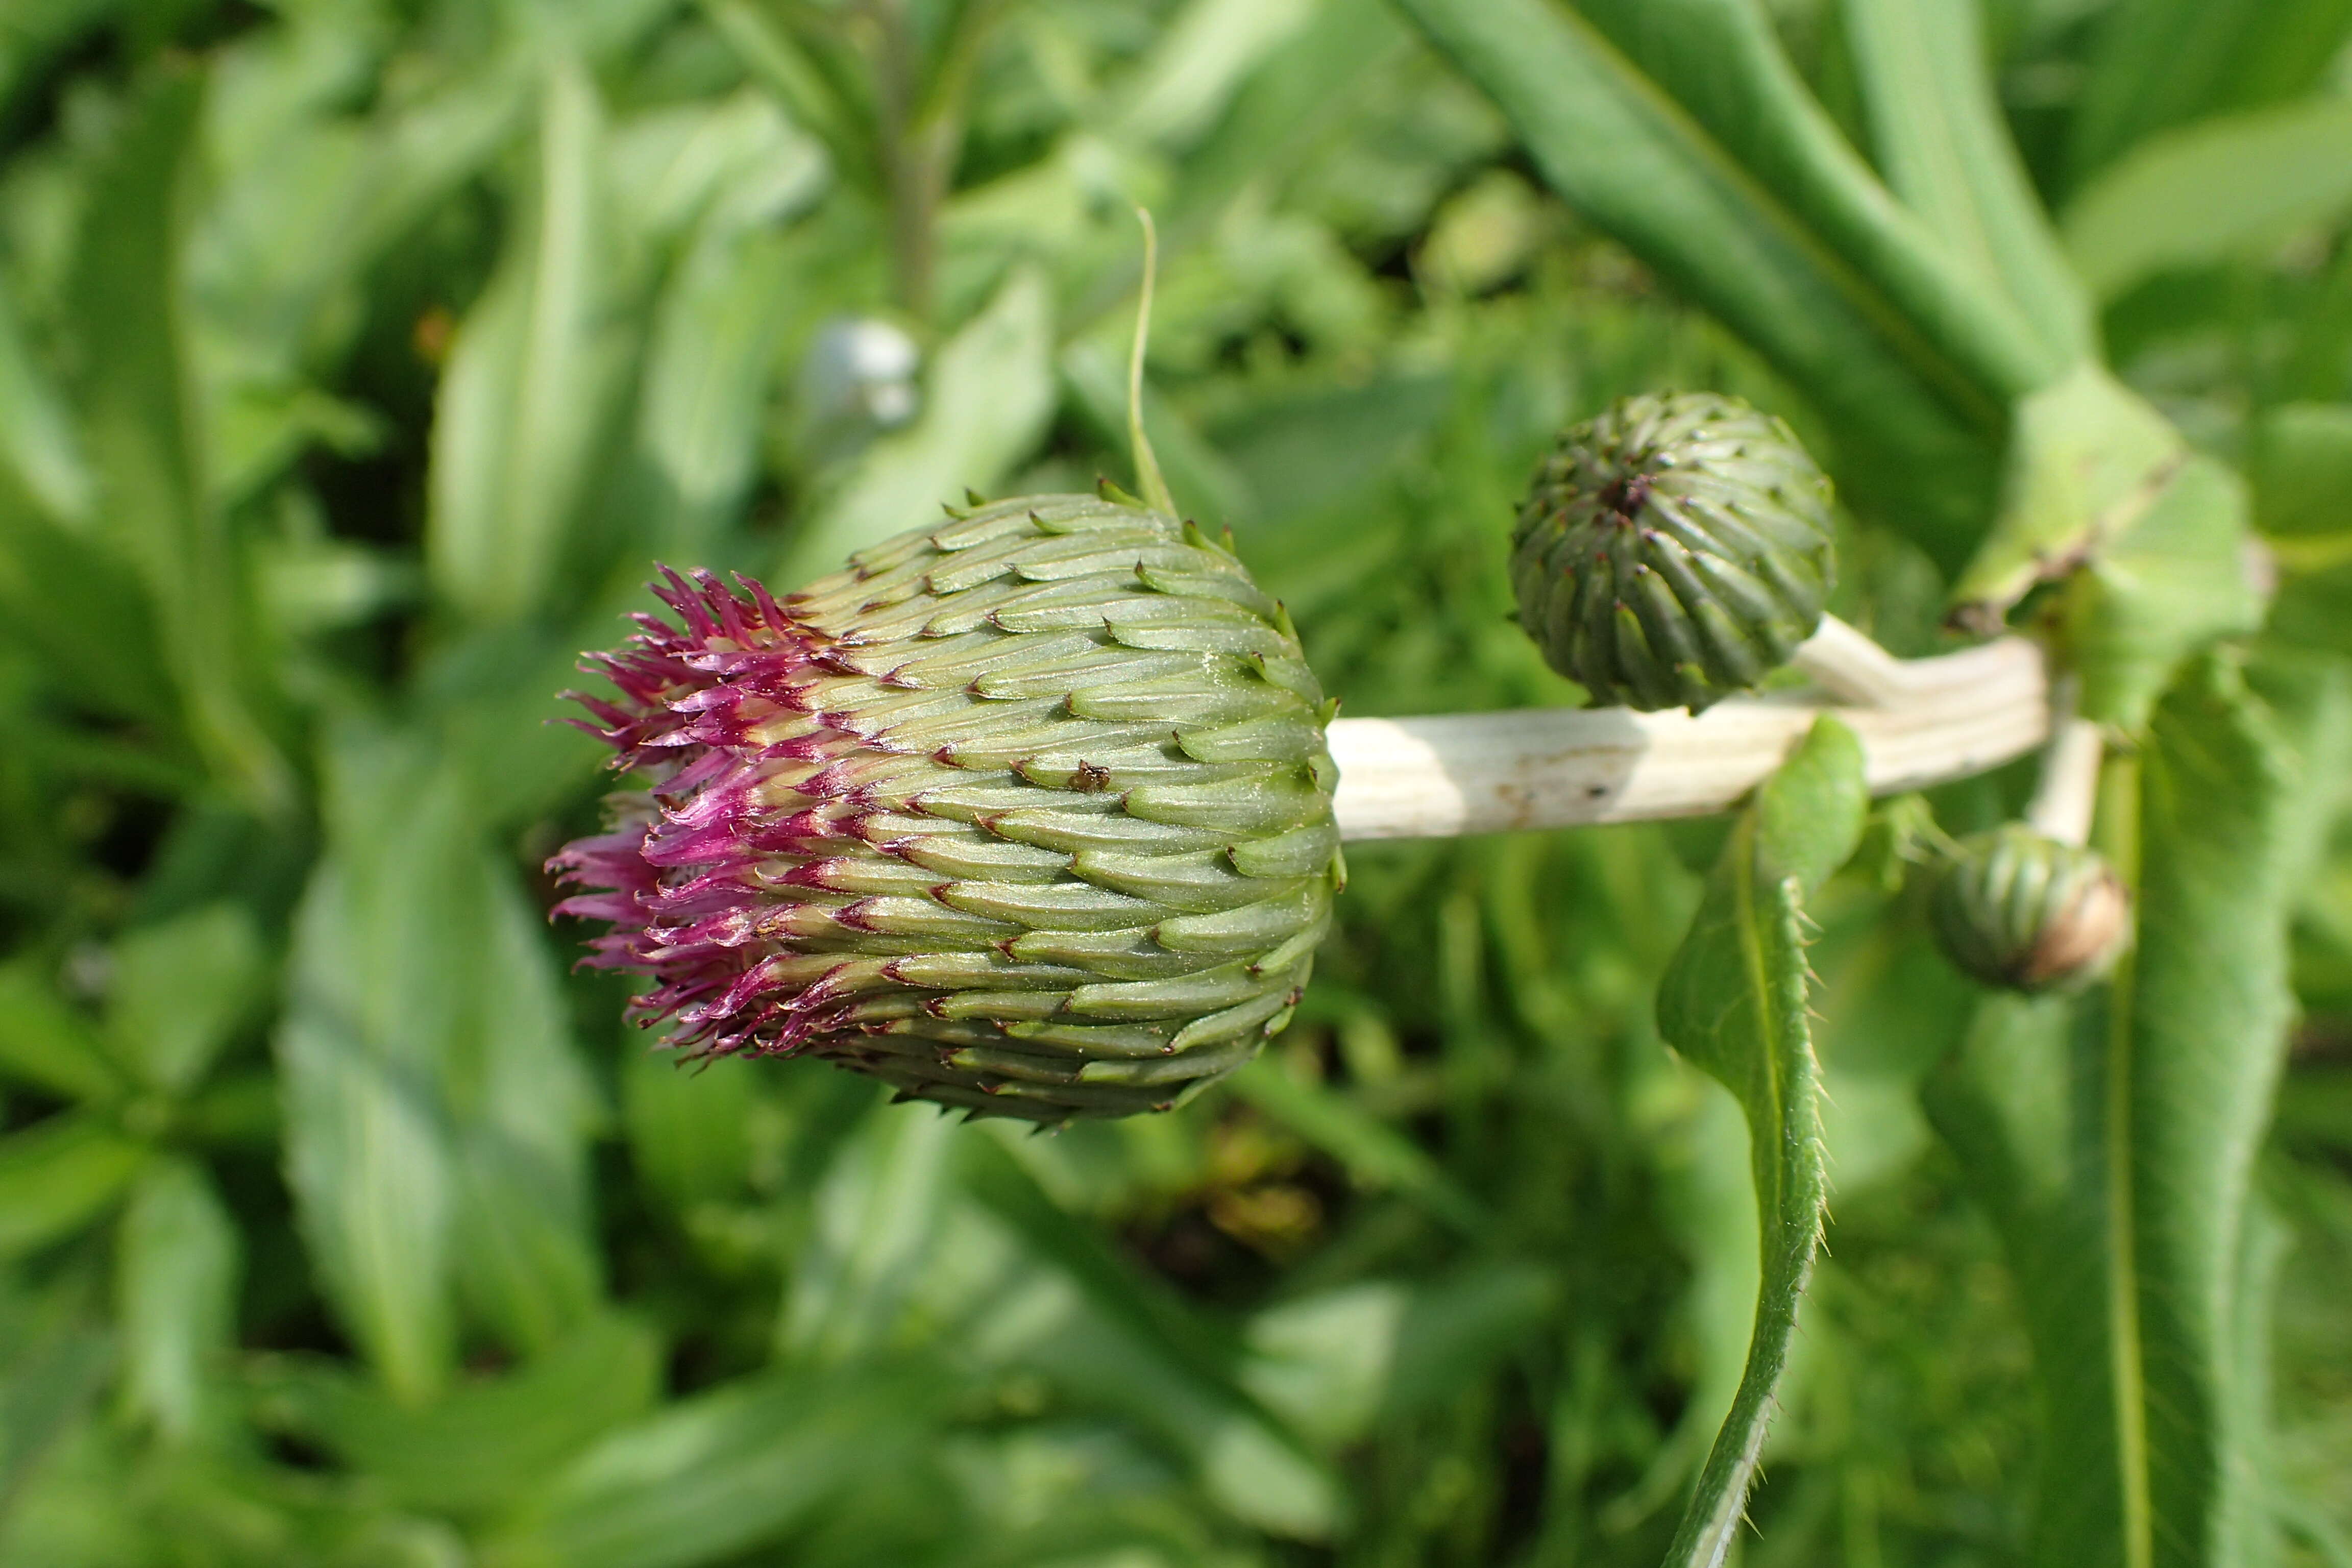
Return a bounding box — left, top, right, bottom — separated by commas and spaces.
1511, 392, 1836, 712
1930, 824, 2130, 993
550, 494, 1341, 1122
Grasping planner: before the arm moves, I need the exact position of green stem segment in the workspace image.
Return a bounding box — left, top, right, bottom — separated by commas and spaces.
1127, 208, 1178, 518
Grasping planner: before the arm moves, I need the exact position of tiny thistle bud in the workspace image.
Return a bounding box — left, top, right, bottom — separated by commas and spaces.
1930, 824, 2130, 993
550, 494, 1341, 1122
1510, 392, 1836, 712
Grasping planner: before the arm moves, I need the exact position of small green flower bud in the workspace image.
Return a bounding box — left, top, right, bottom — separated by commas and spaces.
551, 494, 1341, 1123
1931, 824, 2130, 993
1510, 392, 1836, 712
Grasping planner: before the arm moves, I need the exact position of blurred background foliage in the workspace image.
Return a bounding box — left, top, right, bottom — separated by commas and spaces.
0, 0, 2349, 1564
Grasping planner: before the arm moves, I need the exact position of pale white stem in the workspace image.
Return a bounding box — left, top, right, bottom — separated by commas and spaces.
2024, 679, 2102, 847
1787, 613, 1919, 707
1329, 635, 2048, 841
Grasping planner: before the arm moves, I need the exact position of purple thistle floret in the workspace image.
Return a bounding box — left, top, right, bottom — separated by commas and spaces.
550, 567, 869, 1060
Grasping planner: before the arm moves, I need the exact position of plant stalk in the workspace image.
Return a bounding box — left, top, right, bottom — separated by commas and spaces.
1330, 629, 2048, 840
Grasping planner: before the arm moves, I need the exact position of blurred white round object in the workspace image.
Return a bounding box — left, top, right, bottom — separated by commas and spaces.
800, 316, 921, 432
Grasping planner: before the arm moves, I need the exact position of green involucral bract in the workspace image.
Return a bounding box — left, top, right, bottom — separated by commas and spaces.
1510, 391, 1837, 712
551, 494, 1342, 1123
1930, 823, 2130, 993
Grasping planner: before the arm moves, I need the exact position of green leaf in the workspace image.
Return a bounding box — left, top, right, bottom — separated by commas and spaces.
620, 1046, 758, 1212
776, 266, 1057, 587
478, 1363, 949, 1568
0, 1275, 113, 1507
275, 1012, 457, 1406
964, 1132, 1342, 1538
0, 266, 89, 523
778, 1095, 954, 1364
105, 903, 267, 1097
0, 1114, 148, 1261
1223, 1055, 1486, 1234
114, 1158, 237, 1441
427, 58, 635, 624
65, 64, 290, 810
2061, 97, 2352, 303
446, 875, 606, 1355
1396, 0, 2060, 559
2254, 401, 2352, 538
2066, 0, 2352, 191
1112, 0, 1320, 151
1652, 716, 1866, 1566
251, 1314, 663, 1515
1061, 338, 1255, 528
0, 482, 181, 733
0, 962, 129, 1105
1921, 992, 2115, 1565
2062, 454, 2266, 729
1840, 0, 2093, 362
1951, 360, 2185, 620
281, 725, 603, 1385
1927, 653, 2348, 1568
189, 42, 529, 393
636, 224, 801, 549
2127, 656, 2331, 1567
1241, 1264, 1557, 1451
1204, 369, 1452, 525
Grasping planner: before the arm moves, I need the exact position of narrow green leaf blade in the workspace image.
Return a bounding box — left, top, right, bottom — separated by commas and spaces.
275, 1011, 456, 1406
1841, 0, 2093, 361
479, 1364, 949, 1568
427, 59, 632, 623
0, 962, 129, 1105
1224, 1055, 1487, 1234
1391, 0, 2030, 560
65, 64, 289, 810
1923, 992, 2121, 1565
1569, 0, 2065, 399
1654, 717, 1866, 1565
2062, 97, 2352, 303
252, 1314, 663, 1515
114, 1157, 238, 1440
0, 1114, 148, 1261
2067, 0, 2352, 189
777, 1093, 953, 1365
0, 268, 89, 523
105, 903, 267, 1096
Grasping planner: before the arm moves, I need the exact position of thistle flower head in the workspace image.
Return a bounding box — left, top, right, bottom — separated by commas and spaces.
1511, 391, 1836, 712
1930, 824, 2130, 993
550, 494, 1341, 1122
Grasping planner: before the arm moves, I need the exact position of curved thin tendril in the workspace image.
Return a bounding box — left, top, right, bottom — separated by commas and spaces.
1128, 207, 1177, 516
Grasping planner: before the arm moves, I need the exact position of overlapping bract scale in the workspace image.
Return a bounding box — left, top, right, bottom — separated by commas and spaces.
549, 494, 1341, 1121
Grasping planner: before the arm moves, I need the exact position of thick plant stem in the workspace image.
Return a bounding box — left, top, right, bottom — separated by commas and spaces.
2026, 681, 2104, 848
1330, 631, 2047, 840
1786, 612, 1919, 706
